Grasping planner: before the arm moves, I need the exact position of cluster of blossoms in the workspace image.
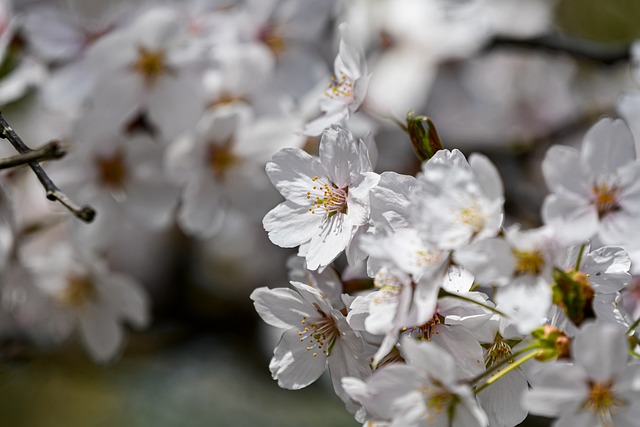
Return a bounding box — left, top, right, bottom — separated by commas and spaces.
248, 3, 640, 424
254, 115, 640, 426
0, 0, 638, 425
0, 0, 566, 363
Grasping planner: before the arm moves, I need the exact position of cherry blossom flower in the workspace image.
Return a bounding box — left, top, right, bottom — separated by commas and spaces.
525, 322, 640, 426
250, 281, 370, 413
263, 125, 379, 270
303, 23, 371, 136
410, 149, 504, 250
343, 335, 488, 427
166, 103, 302, 238
23, 242, 150, 363
542, 118, 640, 246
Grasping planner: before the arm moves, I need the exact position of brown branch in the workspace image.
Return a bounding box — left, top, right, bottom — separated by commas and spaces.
0, 140, 66, 170
0, 113, 96, 223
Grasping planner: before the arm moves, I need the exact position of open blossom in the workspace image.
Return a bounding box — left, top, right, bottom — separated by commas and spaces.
410, 149, 504, 250
263, 125, 379, 270
542, 117, 640, 246
343, 336, 488, 427
165, 103, 303, 238
303, 23, 371, 136
524, 322, 640, 426
250, 281, 370, 413
22, 242, 150, 363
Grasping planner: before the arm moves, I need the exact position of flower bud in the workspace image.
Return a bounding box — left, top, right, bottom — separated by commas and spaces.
551, 267, 595, 326
530, 325, 571, 361
405, 111, 444, 162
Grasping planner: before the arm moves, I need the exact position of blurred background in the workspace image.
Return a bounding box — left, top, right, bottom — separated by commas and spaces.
0, 0, 638, 425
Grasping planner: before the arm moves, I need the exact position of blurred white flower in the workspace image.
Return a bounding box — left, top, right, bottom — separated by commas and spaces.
24, 242, 150, 363
542, 118, 640, 246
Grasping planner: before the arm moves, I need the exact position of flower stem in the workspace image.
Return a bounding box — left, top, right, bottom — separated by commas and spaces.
474, 350, 542, 394
438, 289, 508, 317
469, 344, 539, 385
574, 243, 586, 271
627, 316, 640, 335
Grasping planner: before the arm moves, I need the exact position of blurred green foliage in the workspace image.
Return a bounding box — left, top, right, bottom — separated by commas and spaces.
555, 0, 640, 42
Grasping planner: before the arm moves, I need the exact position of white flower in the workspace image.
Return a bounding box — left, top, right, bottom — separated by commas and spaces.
524, 322, 640, 426
411, 149, 504, 250
23, 242, 150, 363
165, 103, 303, 238
80, 6, 206, 140
343, 335, 488, 427
49, 125, 180, 249
542, 117, 640, 246
303, 23, 371, 136
250, 281, 370, 412
263, 125, 379, 270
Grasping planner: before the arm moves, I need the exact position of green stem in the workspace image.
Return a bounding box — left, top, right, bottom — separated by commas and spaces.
627, 316, 640, 335
438, 289, 508, 317
469, 344, 539, 385
474, 350, 542, 394
630, 350, 640, 359
574, 243, 586, 271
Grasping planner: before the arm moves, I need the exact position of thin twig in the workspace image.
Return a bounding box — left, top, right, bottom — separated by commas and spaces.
0, 140, 66, 170
484, 34, 630, 66
0, 113, 96, 223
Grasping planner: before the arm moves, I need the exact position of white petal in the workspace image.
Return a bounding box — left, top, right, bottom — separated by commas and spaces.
582, 118, 637, 175
99, 274, 150, 329
572, 322, 629, 382
250, 287, 314, 329
265, 148, 326, 205
305, 216, 355, 270
178, 174, 224, 238
78, 303, 123, 363
542, 145, 590, 197
469, 153, 503, 202
542, 193, 598, 244
453, 238, 514, 286
319, 126, 365, 187
263, 201, 322, 248
524, 363, 587, 417
582, 246, 631, 293
270, 327, 328, 390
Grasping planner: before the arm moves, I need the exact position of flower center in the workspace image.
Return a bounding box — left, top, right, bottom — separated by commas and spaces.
372, 270, 402, 305
583, 381, 624, 424
326, 72, 353, 100
410, 314, 443, 341
458, 200, 485, 232
258, 25, 285, 55
592, 183, 620, 218
297, 310, 339, 358
306, 176, 348, 217
57, 274, 94, 306
96, 150, 128, 189
133, 47, 169, 86
424, 388, 454, 415
513, 249, 545, 276
484, 336, 514, 369
208, 140, 238, 178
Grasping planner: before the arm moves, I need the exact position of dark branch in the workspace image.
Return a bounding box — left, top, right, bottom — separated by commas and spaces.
484, 34, 631, 65
0, 113, 96, 223
0, 140, 66, 170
